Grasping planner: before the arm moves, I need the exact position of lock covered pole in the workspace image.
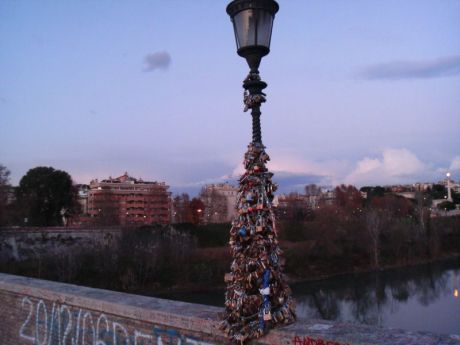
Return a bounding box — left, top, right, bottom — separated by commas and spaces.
223, 1, 296, 342
243, 70, 267, 144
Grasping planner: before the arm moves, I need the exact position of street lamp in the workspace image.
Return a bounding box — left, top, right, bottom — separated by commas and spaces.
227, 0, 278, 73
446, 172, 453, 202
221, 1, 295, 343
226, 0, 279, 143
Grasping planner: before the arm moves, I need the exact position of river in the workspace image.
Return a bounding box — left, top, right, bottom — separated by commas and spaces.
161, 259, 460, 335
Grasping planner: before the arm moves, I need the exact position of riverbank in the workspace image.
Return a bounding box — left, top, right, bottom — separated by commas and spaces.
149, 247, 460, 297
0, 215, 459, 298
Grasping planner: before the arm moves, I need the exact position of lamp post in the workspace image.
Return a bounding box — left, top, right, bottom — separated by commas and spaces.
226, 0, 278, 144
446, 172, 453, 202
220, 1, 296, 343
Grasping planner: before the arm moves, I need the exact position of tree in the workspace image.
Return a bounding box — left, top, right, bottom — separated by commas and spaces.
334, 184, 363, 216
365, 209, 384, 269
92, 189, 119, 225
277, 192, 309, 222
429, 184, 447, 200
437, 201, 456, 212
452, 191, 460, 205
16, 167, 79, 226
370, 194, 413, 217
199, 187, 228, 223
190, 198, 205, 225
360, 186, 385, 200
0, 164, 11, 226
172, 193, 193, 223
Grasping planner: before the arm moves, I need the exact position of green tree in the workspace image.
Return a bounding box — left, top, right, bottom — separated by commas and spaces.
437, 201, 456, 211
429, 184, 447, 199
16, 167, 79, 226
0, 164, 11, 225
452, 191, 460, 205
360, 186, 386, 200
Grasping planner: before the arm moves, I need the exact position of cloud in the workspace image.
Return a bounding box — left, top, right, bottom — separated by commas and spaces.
143, 51, 171, 72
345, 148, 426, 186
360, 55, 460, 80
227, 150, 350, 191
230, 151, 346, 178
450, 156, 460, 171
168, 149, 457, 194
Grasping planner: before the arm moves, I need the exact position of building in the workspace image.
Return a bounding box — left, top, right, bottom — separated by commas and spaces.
76, 184, 89, 214
88, 172, 171, 225
200, 183, 238, 223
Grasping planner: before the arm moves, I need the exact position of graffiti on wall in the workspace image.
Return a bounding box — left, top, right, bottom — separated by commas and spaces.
18, 296, 214, 345
292, 336, 350, 345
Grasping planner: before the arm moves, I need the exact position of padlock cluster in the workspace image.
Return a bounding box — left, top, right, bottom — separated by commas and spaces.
220, 142, 296, 344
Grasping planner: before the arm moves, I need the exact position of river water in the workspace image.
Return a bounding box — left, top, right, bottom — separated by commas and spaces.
161, 259, 460, 335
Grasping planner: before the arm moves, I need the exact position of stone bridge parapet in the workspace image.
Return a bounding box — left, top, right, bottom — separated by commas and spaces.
0, 273, 459, 345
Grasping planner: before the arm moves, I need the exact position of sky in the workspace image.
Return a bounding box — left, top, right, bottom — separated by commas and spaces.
1, 1, 459, 195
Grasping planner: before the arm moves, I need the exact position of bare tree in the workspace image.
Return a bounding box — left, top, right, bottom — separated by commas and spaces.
92, 189, 119, 225
172, 193, 193, 223
0, 164, 11, 225
199, 187, 227, 223
365, 209, 384, 269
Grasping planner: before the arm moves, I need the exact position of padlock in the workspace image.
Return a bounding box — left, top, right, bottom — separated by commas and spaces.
248, 260, 256, 271
256, 195, 264, 210
263, 308, 272, 321
246, 272, 253, 283
256, 217, 263, 232
259, 286, 270, 295
253, 270, 261, 280
224, 273, 234, 283
259, 259, 267, 270
261, 152, 270, 162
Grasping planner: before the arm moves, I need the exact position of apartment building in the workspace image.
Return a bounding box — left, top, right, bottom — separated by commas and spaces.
88, 172, 171, 225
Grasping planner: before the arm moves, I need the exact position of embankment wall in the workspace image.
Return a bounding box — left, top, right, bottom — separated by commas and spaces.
0, 227, 121, 261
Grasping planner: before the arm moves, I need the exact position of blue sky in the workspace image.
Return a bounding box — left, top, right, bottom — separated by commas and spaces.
1, 1, 459, 194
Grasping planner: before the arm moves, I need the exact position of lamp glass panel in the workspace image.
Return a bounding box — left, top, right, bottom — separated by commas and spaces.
256, 10, 273, 48
233, 10, 256, 49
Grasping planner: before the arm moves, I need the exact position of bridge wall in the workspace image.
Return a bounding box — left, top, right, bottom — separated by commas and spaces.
1, 273, 459, 345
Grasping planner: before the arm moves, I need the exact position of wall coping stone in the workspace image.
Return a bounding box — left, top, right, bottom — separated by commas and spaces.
1, 273, 459, 345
